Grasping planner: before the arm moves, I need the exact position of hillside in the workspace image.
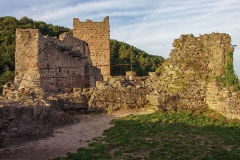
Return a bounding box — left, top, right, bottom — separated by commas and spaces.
110, 40, 164, 76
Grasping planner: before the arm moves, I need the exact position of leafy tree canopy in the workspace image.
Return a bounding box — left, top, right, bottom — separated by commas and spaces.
110, 39, 164, 76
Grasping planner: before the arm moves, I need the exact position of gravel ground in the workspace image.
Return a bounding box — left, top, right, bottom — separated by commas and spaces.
0, 110, 153, 160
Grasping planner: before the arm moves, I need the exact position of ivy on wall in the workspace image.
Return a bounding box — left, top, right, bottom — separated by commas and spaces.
216, 52, 240, 91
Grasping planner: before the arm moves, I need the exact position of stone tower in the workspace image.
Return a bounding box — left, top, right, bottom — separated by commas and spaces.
73, 16, 110, 80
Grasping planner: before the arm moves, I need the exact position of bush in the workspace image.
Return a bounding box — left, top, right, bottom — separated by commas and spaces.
0, 67, 14, 94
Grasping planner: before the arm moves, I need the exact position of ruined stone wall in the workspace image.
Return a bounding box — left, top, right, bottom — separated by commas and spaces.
88, 77, 148, 111
38, 31, 91, 90
206, 81, 240, 119
14, 29, 102, 91
146, 33, 240, 119
159, 33, 233, 93
73, 17, 110, 80
146, 33, 233, 109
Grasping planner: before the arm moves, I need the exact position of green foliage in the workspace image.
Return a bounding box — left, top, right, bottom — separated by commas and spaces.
216, 52, 240, 91
58, 109, 240, 160
0, 66, 14, 93
110, 39, 165, 76
0, 16, 17, 73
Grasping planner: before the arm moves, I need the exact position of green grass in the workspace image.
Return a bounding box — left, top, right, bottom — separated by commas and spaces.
56, 108, 240, 160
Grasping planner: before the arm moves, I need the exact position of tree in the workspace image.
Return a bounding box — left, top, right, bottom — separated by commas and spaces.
110, 39, 165, 76
0, 66, 14, 94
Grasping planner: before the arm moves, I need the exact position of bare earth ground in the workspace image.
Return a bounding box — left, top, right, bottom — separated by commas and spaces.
0, 109, 153, 160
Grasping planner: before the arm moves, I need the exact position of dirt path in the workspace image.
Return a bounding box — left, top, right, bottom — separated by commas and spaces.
0, 110, 153, 160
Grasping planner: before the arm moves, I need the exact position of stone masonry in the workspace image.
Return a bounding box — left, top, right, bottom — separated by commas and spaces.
86, 33, 240, 119
14, 29, 102, 91
73, 16, 110, 80
146, 33, 240, 119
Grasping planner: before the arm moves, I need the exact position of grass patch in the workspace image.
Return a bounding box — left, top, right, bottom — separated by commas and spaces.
56, 108, 240, 160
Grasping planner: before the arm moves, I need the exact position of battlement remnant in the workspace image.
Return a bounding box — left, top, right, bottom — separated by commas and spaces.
73, 16, 110, 80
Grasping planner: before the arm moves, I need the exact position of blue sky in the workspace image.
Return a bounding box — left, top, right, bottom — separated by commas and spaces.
1, 0, 240, 77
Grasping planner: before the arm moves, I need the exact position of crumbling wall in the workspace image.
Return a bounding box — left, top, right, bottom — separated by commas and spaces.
73, 17, 110, 80
147, 33, 240, 119
14, 29, 102, 91
88, 76, 149, 112
38, 31, 92, 90
206, 81, 240, 119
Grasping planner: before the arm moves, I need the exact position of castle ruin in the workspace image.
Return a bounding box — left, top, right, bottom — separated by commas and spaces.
88, 33, 240, 119
13, 17, 110, 91
1, 17, 240, 121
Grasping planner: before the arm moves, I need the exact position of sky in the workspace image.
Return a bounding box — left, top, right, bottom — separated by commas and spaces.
1, 0, 240, 77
